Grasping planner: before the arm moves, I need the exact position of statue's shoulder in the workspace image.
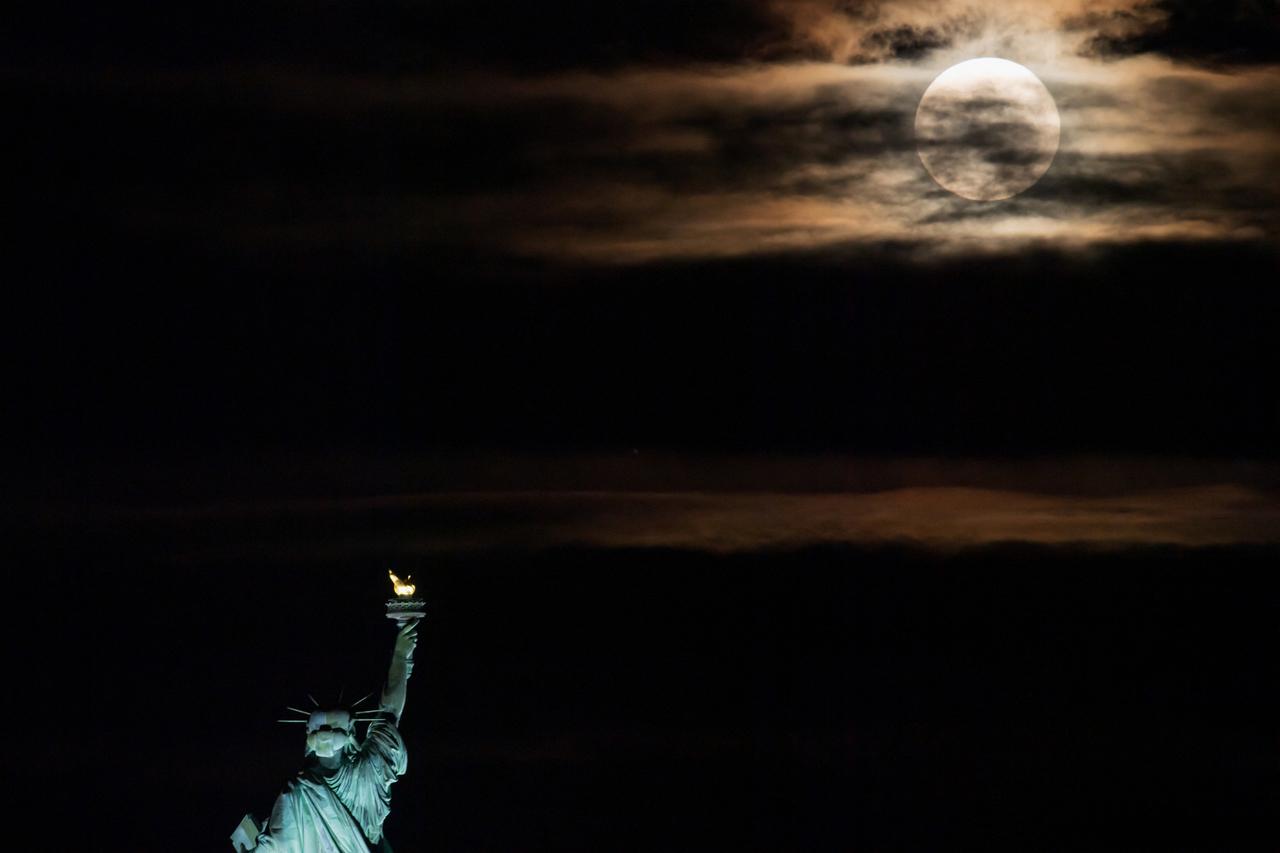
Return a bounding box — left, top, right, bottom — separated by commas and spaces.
282, 770, 316, 794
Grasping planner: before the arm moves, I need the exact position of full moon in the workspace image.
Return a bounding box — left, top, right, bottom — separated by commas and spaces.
915, 58, 1060, 202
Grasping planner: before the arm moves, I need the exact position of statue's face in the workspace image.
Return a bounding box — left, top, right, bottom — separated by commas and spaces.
305, 709, 354, 757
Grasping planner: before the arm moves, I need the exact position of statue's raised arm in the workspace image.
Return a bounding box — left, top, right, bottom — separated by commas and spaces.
381, 618, 419, 722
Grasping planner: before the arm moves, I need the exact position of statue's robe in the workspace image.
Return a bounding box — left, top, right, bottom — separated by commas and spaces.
255, 717, 407, 853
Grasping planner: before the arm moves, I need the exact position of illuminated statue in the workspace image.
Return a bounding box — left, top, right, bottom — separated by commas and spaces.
231, 617, 421, 852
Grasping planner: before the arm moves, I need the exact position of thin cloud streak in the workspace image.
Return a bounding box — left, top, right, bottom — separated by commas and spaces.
73, 484, 1280, 562
322, 485, 1280, 553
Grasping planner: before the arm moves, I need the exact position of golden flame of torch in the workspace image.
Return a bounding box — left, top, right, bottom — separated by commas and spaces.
388, 570, 416, 598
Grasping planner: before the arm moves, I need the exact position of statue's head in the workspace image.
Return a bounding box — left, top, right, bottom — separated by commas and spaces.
305, 709, 356, 758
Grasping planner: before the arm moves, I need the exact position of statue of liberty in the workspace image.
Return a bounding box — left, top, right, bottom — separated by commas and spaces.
231, 617, 421, 852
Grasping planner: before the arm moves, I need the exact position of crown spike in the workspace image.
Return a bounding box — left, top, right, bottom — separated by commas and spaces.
307, 694, 320, 707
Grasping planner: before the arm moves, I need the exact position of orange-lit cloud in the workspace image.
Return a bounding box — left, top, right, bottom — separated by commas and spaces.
373, 54, 1276, 263
73, 479, 1280, 560
759, 0, 1165, 65
22, 0, 1277, 266
360, 485, 1280, 553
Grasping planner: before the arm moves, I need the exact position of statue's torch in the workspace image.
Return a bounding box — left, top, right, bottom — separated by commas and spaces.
386, 570, 426, 623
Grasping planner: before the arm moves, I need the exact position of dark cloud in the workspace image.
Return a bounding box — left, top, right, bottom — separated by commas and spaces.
860, 24, 951, 60
1142, 72, 1280, 135
709, 98, 915, 183
1019, 164, 1165, 208
915, 145, 1280, 236
1080, 0, 1280, 66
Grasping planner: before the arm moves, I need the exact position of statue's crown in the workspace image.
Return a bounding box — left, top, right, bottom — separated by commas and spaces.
276, 691, 383, 728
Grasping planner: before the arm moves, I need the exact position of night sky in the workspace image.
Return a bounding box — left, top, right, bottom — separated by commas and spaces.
6, 1, 1280, 851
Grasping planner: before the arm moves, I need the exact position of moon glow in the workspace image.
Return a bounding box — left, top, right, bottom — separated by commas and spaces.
915, 58, 1060, 202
